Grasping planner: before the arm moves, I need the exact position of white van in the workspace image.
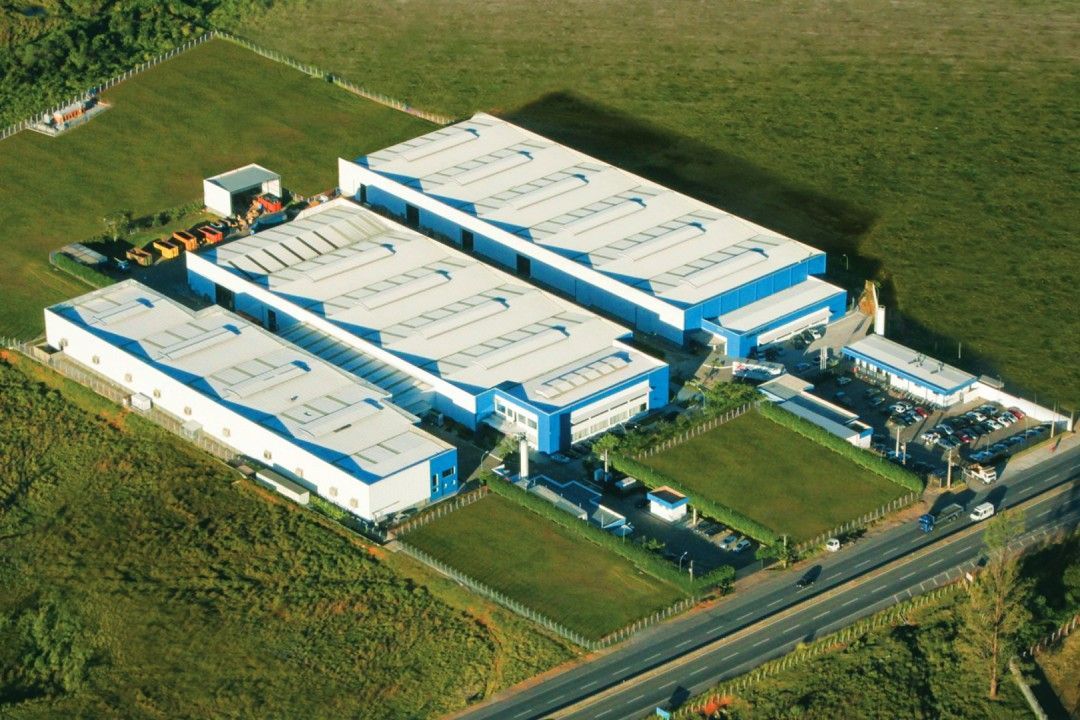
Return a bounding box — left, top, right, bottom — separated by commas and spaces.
970, 502, 996, 522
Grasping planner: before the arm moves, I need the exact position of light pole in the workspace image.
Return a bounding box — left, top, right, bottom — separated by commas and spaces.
689, 559, 694, 582
678, 551, 688, 572
841, 253, 849, 271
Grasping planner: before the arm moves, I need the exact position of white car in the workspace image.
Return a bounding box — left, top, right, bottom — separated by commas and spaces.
836, 376, 853, 386
719, 533, 739, 550
998, 413, 1016, 425
732, 538, 752, 553
984, 418, 1003, 430
825, 538, 841, 552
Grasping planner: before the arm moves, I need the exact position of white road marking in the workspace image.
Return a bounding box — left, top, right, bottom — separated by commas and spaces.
854, 559, 870, 568
955, 548, 968, 557
753, 637, 770, 647
899, 571, 916, 581
927, 558, 944, 567
710, 625, 725, 633
629, 694, 645, 703
813, 610, 829, 620
676, 638, 693, 648
615, 666, 630, 675
582, 680, 598, 689
690, 666, 709, 676
513, 709, 532, 719
737, 611, 754, 621
873, 584, 889, 592
659, 681, 676, 690
721, 651, 739, 661
842, 597, 859, 607
596, 709, 613, 718
767, 598, 783, 607
644, 652, 661, 662
1038, 509, 1052, 517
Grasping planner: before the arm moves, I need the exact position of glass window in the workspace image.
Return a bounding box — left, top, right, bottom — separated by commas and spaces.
441, 467, 455, 478
431, 474, 438, 492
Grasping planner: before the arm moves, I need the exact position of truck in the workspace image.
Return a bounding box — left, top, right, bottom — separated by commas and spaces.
964, 463, 998, 485
918, 502, 964, 533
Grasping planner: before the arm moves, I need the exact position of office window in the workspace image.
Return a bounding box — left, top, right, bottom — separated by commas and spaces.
124, 372, 133, 383
329, 487, 338, 498
262, 450, 272, 461
183, 406, 192, 416
349, 498, 358, 509
527, 418, 537, 430
295, 468, 304, 478
222, 427, 231, 438
441, 467, 455, 478
431, 474, 438, 492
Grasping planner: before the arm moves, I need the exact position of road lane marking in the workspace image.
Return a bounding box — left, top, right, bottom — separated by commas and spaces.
690, 666, 709, 676
1038, 509, 1052, 517
842, 597, 858, 607
629, 694, 645, 703
709, 625, 725, 633
615, 666, 630, 675
721, 652, 739, 661
854, 559, 870, 568
767, 599, 783, 607
513, 709, 532, 719
927, 558, 944, 567
581, 680, 598, 689
737, 611, 754, 621
596, 709, 613, 718
899, 571, 916, 580
644, 653, 661, 662
658, 681, 676, 690
676, 639, 693, 648
873, 584, 889, 592
813, 610, 829, 620
752, 637, 770, 647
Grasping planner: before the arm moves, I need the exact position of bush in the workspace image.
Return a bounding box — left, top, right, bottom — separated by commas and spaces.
610, 453, 782, 546
50, 253, 114, 289
757, 402, 923, 492
483, 474, 734, 593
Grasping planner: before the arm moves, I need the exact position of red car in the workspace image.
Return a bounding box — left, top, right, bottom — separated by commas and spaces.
914, 406, 929, 418
1008, 407, 1026, 420
956, 431, 973, 443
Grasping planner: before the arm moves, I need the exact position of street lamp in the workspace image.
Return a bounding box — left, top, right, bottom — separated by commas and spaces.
678, 551, 689, 572
841, 253, 849, 271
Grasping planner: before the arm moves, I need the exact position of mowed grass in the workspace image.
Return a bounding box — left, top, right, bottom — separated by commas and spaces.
0, 38, 431, 339
240, 0, 1080, 408
406, 493, 687, 639
640, 412, 906, 541
0, 356, 574, 717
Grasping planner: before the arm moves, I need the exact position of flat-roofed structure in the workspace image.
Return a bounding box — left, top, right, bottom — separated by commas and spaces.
338, 113, 846, 355
843, 334, 977, 407
44, 280, 458, 521
186, 198, 669, 452
203, 164, 282, 217
758, 374, 873, 448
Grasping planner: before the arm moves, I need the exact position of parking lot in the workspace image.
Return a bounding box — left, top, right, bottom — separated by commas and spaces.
810, 370, 1051, 481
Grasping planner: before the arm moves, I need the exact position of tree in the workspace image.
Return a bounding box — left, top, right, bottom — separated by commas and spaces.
102, 209, 132, 240
592, 433, 621, 476
756, 535, 796, 568
962, 510, 1032, 698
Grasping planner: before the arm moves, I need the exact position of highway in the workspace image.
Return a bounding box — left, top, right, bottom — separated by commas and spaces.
459, 443, 1080, 720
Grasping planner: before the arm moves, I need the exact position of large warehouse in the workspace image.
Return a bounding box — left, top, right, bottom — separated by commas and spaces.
186, 198, 669, 453
338, 113, 847, 356
44, 281, 458, 522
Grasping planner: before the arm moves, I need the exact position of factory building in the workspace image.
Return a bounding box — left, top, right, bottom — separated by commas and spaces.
338, 113, 847, 356
185, 198, 669, 453
44, 281, 458, 522
843, 334, 977, 408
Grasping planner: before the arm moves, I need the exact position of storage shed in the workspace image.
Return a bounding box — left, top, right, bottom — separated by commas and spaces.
203, 164, 282, 217
648, 486, 689, 522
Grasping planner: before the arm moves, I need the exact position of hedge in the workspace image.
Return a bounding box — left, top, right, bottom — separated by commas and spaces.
611, 454, 782, 546
756, 402, 924, 492
50, 253, 115, 289
484, 474, 735, 594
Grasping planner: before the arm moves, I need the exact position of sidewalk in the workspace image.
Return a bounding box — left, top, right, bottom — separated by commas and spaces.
1001, 431, 1079, 479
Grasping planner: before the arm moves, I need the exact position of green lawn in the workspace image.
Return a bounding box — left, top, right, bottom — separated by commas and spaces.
0, 356, 573, 717
239, 0, 1080, 409
0, 38, 431, 339
405, 492, 687, 639
639, 412, 906, 541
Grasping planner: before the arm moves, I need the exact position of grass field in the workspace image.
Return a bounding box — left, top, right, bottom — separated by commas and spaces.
0, 38, 431, 339
0, 355, 574, 717
239, 0, 1080, 408
405, 492, 687, 639
639, 412, 906, 541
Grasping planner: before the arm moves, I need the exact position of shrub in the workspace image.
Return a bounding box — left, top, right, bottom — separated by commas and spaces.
50, 253, 114, 289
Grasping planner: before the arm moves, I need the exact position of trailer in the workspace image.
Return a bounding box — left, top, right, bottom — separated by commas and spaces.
172, 230, 199, 252
152, 238, 181, 260
125, 247, 154, 267
918, 502, 964, 533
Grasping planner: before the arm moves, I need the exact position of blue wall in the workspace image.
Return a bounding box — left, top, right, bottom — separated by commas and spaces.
427, 449, 459, 500
700, 289, 847, 358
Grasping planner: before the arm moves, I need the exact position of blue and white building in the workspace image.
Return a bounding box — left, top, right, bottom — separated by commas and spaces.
843, 334, 977, 408
338, 113, 847, 356
186, 198, 669, 453
44, 281, 458, 521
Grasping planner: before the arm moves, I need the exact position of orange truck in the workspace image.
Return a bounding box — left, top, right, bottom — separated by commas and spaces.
257, 194, 284, 213
197, 225, 225, 244
172, 230, 199, 252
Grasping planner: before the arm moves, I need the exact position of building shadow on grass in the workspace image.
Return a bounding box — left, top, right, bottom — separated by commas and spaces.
499, 92, 1008, 385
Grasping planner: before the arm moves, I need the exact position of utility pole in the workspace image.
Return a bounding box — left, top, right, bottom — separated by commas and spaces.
946, 448, 955, 489
895, 426, 901, 456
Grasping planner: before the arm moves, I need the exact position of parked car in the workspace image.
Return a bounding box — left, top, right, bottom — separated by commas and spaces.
1008, 407, 1026, 420
732, 538, 752, 554
984, 418, 1003, 431
808, 327, 825, 340
794, 362, 812, 373
914, 406, 929, 418
719, 533, 739, 550
920, 431, 940, 444
836, 376, 853, 386
870, 395, 888, 407
956, 430, 973, 443
978, 404, 998, 415
1031, 425, 1049, 435
1006, 434, 1027, 446
998, 412, 1017, 425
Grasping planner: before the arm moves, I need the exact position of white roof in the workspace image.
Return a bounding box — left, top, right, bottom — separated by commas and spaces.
208, 199, 664, 408
844, 334, 977, 394
358, 113, 824, 307
206, 164, 280, 194
49, 281, 451, 482
715, 276, 843, 333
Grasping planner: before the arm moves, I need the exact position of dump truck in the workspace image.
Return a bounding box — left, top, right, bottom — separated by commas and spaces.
918, 502, 964, 533
125, 247, 154, 267
152, 238, 181, 260
257, 194, 283, 213
172, 230, 199, 252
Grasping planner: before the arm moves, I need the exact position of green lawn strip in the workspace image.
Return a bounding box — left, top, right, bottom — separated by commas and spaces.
49, 252, 115, 289
405, 491, 688, 639
240, 0, 1080, 408
0, 37, 432, 339
631, 411, 907, 542
0, 358, 571, 717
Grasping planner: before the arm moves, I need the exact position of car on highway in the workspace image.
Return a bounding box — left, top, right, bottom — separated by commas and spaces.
732, 538, 752, 553
970, 502, 996, 522
796, 565, 822, 590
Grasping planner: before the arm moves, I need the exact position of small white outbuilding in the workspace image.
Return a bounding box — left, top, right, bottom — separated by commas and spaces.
203, 164, 281, 217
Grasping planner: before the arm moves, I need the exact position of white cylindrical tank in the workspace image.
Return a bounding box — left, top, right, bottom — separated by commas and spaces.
519, 436, 529, 480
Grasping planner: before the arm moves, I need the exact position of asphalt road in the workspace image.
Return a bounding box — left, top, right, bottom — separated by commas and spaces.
460, 444, 1080, 720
